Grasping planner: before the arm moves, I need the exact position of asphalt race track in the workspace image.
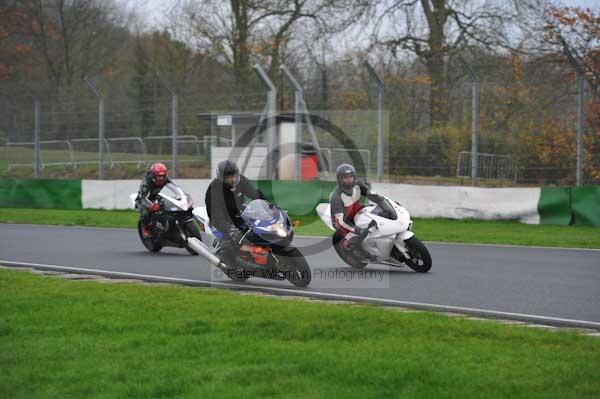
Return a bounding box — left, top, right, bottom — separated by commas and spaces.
1, 223, 599, 327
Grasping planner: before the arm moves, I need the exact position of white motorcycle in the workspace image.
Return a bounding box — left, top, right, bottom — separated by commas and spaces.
316, 196, 432, 272
129, 183, 205, 255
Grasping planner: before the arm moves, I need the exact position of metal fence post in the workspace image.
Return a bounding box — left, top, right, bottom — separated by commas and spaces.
84, 77, 105, 179
280, 64, 329, 180
157, 74, 178, 178
20, 83, 41, 177
281, 65, 303, 181
364, 62, 384, 182
471, 79, 479, 187
172, 93, 178, 177
33, 97, 40, 177
254, 64, 277, 179
576, 71, 585, 187
459, 58, 479, 187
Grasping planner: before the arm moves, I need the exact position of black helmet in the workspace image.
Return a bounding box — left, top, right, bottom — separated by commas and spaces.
336, 163, 356, 193
217, 160, 240, 187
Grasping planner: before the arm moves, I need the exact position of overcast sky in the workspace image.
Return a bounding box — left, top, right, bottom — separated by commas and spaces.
129, 0, 600, 29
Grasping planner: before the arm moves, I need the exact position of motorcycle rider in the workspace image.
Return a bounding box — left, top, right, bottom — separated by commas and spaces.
205, 160, 266, 257
330, 163, 384, 261
136, 162, 171, 238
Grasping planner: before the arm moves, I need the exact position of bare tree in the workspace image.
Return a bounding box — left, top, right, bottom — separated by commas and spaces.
544, 5, 600, 101
508, 0, 599, 100
19, 0, 130, 91
169, 0, 368, 93
372, 0, 513, 125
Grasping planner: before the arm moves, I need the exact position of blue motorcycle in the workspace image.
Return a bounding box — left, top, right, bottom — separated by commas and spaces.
192, 199, 312, 287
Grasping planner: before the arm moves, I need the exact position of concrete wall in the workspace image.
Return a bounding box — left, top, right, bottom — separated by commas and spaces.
372, 183, 541, 224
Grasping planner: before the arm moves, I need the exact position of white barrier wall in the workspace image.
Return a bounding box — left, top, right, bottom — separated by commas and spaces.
211, 147, 267, 179
82, 180, 139, 209
82, 179, 212, 210
82, 179, 541, 224
372, 183, 541, 224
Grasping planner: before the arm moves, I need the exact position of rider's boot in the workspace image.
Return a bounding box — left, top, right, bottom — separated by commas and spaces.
217, 238, 249, 270
141, 224, 152, 238
344, 237, 377, 262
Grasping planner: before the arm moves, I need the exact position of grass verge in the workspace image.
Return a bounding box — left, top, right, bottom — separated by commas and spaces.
1, 269, 599, 399
1, 207, 599, 248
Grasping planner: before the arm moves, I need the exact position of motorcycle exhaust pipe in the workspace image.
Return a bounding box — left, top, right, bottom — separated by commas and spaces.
187, 237, 227, 269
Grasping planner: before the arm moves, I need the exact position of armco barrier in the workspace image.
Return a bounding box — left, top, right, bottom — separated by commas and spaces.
0, 178, 81, 209
538, 187, 572, 226
571, 186, 600, 226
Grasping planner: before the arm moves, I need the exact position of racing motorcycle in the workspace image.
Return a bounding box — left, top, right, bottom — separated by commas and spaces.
316, 196, 432, 272
129, 183, 204, 255
189, 199, 312, 287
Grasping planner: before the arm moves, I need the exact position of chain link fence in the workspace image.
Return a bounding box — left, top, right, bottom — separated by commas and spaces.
0, 57, 597, 186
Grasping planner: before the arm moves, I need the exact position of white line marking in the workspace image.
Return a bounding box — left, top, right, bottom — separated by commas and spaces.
2, 223, 598, 251
2, 259, 599, 329
0, 222, 132, 232
420, 240, 600, 252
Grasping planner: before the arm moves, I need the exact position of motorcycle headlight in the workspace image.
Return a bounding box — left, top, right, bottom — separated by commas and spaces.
259, 221, 288, 237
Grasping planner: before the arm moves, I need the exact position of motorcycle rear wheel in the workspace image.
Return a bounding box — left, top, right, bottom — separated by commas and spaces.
225, 267, 250, 282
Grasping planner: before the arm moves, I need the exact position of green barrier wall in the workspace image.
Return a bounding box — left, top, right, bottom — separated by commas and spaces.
1, 178, 597, 226
252, 180, 336, 215
0, 179, 82, 209
571, 186, 600, 226
253, 180, 337, 215
538, 186, 600, 226
538, 187, 572, 225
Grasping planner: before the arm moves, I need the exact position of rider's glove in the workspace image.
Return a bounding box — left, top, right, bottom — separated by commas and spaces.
228, 227, 243, 243
148, 202, 161, 212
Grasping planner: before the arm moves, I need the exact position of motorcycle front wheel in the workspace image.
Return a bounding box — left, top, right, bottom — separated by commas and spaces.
274, 246, 311, 287
137, 220, 163, 252
403, 236, 432, 273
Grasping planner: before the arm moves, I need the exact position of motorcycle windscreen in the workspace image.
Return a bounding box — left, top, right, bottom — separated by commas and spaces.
158, 183, 188, 211
241, 199, 280, 223
371, 199, 398, 220
159, 183, 182, 200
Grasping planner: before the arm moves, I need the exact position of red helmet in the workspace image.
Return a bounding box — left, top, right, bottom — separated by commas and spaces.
149, 162, 168, 187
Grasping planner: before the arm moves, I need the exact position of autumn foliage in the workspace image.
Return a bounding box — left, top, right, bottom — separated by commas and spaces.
0, 6, 34, 79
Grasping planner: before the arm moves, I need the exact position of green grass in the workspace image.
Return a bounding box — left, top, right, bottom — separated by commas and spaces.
0, 146, 210, 179
1, 207, 599, 248
411, 218, 600, 248
1, 146, 203, 164
0, 207, 140, 228
1, 269, 599, 399
290, 215, 600, 248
